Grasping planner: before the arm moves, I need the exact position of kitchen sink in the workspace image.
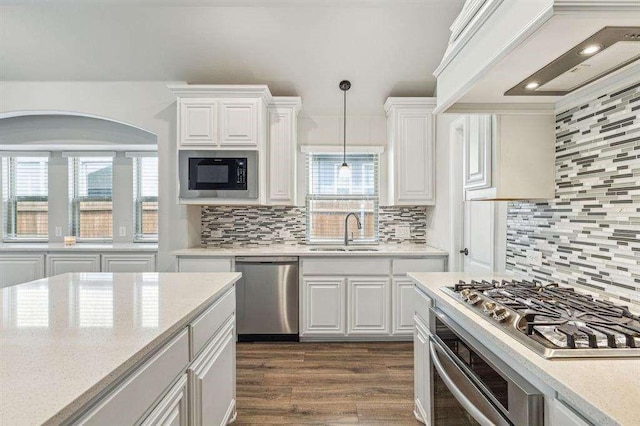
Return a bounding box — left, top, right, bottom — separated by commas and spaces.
309, 246, 379, 252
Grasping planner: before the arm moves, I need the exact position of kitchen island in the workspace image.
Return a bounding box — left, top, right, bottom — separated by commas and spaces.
0, 272, 240, 425
409, 272, 640, 426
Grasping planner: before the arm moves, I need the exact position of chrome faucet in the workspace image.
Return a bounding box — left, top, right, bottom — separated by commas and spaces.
344, 212, 363, 246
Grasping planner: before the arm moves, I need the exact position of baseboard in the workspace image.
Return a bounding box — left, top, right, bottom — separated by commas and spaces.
300, 335, 413, 343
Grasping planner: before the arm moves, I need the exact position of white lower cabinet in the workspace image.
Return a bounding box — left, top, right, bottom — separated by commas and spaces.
177, 257, 233, 273
75, 287, 236, 426
47, 254, 101, 276
141, 375, 188, 426
302, 277, 346, 335
413, 314, 431, 425
347, 277, 390, 335
300, 256, 447, 340
101, 254, 156, 272
549, 398, 591, 426
393, 278, 415, 335
189, 317, 236, 426
0, 254, 45, 288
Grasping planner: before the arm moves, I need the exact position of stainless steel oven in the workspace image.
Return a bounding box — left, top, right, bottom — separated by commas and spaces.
430, 308, 544, 426
179, 150, 258, 200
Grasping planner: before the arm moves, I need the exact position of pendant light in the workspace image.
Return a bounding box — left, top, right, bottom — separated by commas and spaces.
338, 80, 352, 178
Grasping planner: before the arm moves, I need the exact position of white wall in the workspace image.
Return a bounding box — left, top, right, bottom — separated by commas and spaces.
425, 114, 458, 253
0, 81, 200, 271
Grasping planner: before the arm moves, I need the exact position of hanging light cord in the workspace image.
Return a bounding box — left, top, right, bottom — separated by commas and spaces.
343, 87, 347, 164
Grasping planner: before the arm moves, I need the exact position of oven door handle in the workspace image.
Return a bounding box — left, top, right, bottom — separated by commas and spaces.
429, 338, 510, 426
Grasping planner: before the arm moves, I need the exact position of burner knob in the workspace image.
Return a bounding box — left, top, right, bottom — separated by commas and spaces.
492, 308, 510, 322
467, 293, 482, 305
483, 302, 496, 313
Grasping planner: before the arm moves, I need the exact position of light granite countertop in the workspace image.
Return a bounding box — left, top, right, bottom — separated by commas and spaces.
0, 242, 158, 252
0, 272, 240, 426
173, 243, 449, 257
408, 272, 640, 426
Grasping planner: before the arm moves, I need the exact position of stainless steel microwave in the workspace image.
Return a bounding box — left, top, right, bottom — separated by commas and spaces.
179, 150, 258, 199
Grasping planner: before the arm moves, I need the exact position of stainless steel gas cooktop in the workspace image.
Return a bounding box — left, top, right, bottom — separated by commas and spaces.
442, 279, 640, 359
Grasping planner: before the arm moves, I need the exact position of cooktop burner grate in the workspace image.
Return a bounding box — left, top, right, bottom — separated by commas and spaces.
443, 279, 640, 358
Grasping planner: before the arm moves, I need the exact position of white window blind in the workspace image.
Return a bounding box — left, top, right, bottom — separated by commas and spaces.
1, 156, 49, 241
133, 157, 158, 242
69, 157, 113, 241
306, 152, 379, 244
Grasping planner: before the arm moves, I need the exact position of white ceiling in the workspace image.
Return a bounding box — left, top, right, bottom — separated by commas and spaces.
0, 0, 464, 115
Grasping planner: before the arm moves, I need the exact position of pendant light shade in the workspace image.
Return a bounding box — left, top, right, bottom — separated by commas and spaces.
339, 80, 351, 178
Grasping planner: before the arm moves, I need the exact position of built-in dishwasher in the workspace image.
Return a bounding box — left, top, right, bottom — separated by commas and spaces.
235, 257, 299, 342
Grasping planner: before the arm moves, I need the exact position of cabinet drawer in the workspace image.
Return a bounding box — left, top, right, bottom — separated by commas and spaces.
79, 329, 189, 425
302, 258, 391, 276
177, 257, 232, 272
414, 286, 433, 327
190, 287, 235, 359
392, 257, 446, 275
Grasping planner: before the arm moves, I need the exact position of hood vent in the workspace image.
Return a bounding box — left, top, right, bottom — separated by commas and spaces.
506, 27, 640, 96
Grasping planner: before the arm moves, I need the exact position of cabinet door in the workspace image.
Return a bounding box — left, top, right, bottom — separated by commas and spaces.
177, 257, 232, 272
219, 99, 258, 147
101, 254, 156, 272
395, 109, 435, 205
347, 277, 390, 335
0, 254, 45, 288
392, 278, 415, 335
179, 98, 217, 147
267, 107, 296, 204
414, 315, 431, 425
549, 398, 591, 426
302, 277, 346, 335
46, 254, 100, 276
464, 115, 492, 190
189, 317, 236, 426
141, 375, 188, 426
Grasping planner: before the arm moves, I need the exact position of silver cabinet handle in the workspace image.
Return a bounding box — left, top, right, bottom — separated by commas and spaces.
429, 339, 507, 426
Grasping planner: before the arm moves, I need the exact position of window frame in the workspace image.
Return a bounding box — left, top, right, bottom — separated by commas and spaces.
2, 156, 50, 242
68, 156, 114, 243
132, 156, 159, 243
305, 151, 380, 245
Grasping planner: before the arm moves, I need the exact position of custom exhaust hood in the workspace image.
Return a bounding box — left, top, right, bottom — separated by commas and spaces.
434, 1, 640, 114
506, 27, 640, 97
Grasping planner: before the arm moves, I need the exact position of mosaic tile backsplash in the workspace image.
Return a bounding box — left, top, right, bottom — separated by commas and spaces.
506, 80, 640, 301
201, 206, 427, 247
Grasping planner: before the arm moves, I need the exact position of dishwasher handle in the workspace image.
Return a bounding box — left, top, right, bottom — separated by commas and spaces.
236, 256, 299, 264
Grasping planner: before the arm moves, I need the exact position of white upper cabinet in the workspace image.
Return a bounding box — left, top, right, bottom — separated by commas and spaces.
267, 99, 301, 205
179, 98, 218, 147
465, 114, 555, 201
385, 98, 436, 206
170, 85, 271, 150
464, 115, 492, 190
219, 99, 259, 147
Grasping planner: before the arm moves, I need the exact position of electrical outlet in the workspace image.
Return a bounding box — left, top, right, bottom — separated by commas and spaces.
526, 251, 543, 266
278, 229, 290, 239
119, 226, 126, 237
55, 226, 63, 237
396, 224, 411, 239
211, 229, 223, 238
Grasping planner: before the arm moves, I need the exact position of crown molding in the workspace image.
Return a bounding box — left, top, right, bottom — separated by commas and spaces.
167, 84, 274, 104
383, 97, 437, 114
269, 96, 302, 112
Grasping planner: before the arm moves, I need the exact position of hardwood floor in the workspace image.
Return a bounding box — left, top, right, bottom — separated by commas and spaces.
235, 342, 421, 425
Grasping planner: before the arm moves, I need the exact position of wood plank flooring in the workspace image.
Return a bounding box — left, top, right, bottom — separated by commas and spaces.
235, 342, 421, 425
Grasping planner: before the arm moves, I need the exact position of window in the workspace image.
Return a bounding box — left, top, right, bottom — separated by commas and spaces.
1, 156, 49, 241
69, 157, 113, 241
133, 156, 158, 242
306, 152, 379, 244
